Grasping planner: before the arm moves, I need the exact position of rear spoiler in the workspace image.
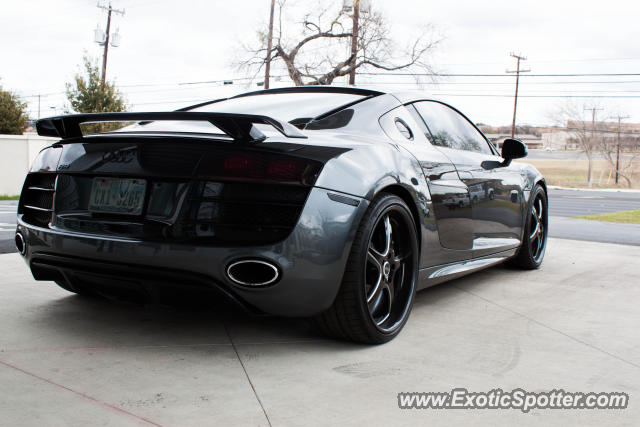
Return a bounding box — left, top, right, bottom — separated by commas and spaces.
35, 112, 306, 143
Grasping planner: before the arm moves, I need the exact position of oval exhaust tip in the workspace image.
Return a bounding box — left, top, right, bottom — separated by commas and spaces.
226, 259, 280, 287
15, 232, 26, 256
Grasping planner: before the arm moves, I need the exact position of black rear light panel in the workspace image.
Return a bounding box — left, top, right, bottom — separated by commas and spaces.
20, 153, 317, 245
180, 181, 311, 245
196, 150, 323, 185
43, 175, 309, 246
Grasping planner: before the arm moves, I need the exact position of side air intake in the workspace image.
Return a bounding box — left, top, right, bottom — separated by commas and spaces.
19, 173, 57, 228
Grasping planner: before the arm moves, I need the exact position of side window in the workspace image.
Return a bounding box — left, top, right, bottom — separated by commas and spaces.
412, 101, 493, 155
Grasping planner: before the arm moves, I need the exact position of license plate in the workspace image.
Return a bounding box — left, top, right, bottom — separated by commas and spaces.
89, 177, 147, 215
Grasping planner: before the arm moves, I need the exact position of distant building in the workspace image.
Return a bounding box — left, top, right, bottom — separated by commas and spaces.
486, 134, 543, 150
481, 121, 640, 151
552, 121, 640, 151
539, 127, 575, 150
566, 120, 640, 134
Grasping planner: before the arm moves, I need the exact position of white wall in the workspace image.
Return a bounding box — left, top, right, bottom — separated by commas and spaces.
0, 134, 58, 195
539, 130, 574, 150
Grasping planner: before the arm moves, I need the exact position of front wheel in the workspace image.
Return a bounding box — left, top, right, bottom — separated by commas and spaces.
313, 194, 419, 344
510, 184, 548, 269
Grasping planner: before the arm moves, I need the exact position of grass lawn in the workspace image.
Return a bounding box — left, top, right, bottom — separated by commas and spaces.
573, 209, 640, 224
520, 159, 640, 189
0, 195, 19, 201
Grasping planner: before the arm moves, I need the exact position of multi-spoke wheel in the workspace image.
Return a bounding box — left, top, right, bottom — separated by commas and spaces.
510, 184, 548, 269
528, 196, 546, 262
365, 212, 414, 331
313, 193, 418, 343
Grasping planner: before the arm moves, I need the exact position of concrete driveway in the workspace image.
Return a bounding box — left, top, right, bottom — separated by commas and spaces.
1, 238, 639, 426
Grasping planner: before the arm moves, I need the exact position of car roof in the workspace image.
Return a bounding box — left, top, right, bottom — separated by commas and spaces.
232, 86, 386, 98
181, 86, 439, 114
226, 86, 437, 104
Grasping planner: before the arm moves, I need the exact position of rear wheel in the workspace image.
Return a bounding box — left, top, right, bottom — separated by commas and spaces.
510, 184, 548, 269
313, 194, 418, 344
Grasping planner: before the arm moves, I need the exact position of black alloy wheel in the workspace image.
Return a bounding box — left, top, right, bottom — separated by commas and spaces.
365, 208, 415, 332
313, 193, 418, 343
510, 184, 548, 269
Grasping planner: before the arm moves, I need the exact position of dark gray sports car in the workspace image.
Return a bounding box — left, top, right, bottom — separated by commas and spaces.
16, 87, 547, 343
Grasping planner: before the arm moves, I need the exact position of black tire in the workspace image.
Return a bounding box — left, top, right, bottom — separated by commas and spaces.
510, 184, 548, 269
313, 194, 419, 344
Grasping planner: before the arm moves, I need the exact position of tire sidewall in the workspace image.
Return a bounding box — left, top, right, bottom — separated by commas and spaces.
521, 185, 548, 268
352, 194, 419, 342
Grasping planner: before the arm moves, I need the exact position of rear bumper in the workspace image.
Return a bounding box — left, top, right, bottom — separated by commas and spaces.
17, 187, 368, 317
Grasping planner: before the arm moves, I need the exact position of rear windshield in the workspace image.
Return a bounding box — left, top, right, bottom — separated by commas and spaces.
102, 91, 368, 138
189, 92, 367, 122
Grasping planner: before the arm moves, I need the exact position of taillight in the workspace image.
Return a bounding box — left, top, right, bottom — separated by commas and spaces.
197, 150, 322, 185
267, 159, 308, 181
223, 154, 263, 179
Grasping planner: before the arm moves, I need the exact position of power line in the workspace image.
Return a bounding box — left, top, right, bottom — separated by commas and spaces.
344, 80, 640, 85
435, 56, 640, 67
22, 91, 640, 114
357, 72, 640, 77
17, 73, 640, 98
427, 93, 640, 99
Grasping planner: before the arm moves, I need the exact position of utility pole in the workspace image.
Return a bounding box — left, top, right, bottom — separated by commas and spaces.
584, 106, 603, 169
348, 0, 361, 85
584, 106, 603, 140
615, 115, 630, 184
96, 2, 125, 86
37, 94, 41, 119
506, 53, 530, 138
264, 0, 276, 90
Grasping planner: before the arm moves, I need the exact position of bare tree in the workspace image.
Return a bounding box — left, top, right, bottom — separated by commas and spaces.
596, 124, 639, 188
239, 0, 441, 86
553, 103, 599, 187
552, 102, 640, 188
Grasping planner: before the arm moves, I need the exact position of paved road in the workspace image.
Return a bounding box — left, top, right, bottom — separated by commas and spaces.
1, 238, 638, 426
548, 188, 640, 217
1, 188, 639, 253
546, 188, 640, 246
549, 216, 640, 246
0, 201, 17, 254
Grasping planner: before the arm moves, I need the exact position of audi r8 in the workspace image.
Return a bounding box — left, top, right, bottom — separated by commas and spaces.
16, 87, 547, 343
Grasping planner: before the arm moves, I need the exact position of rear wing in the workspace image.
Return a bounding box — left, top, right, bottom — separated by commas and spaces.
35, 111, 306, 143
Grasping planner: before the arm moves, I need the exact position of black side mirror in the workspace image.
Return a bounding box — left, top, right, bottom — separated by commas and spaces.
501, 138, 527, 165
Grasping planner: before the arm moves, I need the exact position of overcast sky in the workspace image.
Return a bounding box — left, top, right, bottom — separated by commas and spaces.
2, 0, 640, 126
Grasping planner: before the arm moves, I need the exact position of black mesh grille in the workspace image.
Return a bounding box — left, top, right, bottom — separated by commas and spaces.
179, 181, 310, 245
20, 173, 56, 227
